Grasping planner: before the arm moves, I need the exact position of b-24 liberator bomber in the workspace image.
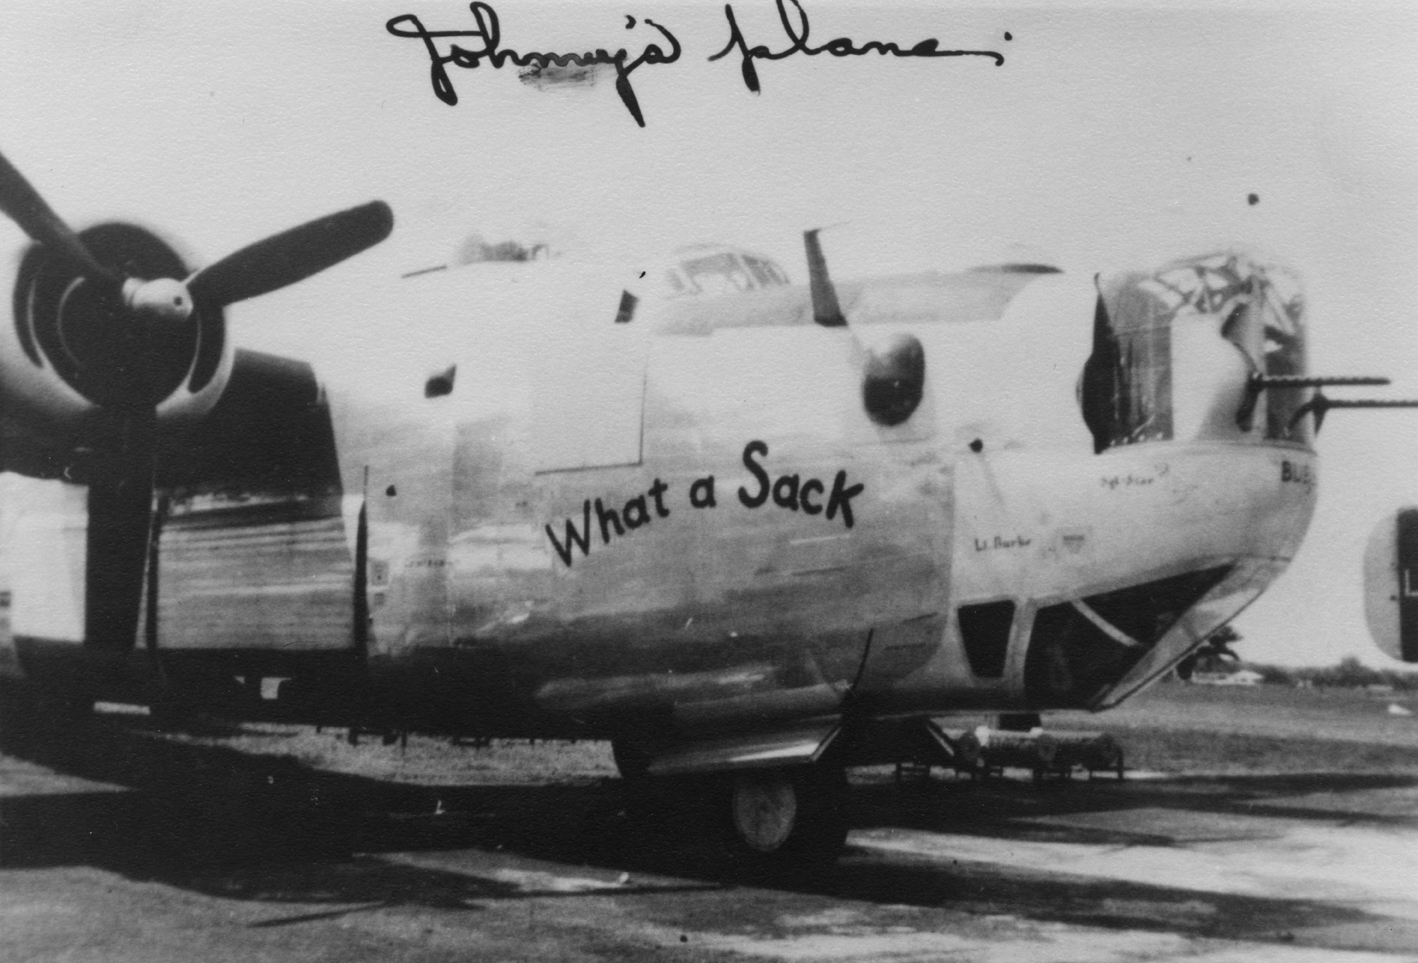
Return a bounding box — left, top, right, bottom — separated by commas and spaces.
0, 146, 1404, 861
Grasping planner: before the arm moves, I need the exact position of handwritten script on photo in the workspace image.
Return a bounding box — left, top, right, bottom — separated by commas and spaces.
387, 0, 1011, 127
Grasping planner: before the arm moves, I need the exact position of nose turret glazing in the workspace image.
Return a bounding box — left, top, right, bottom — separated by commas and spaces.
1081, 252, 1310, 453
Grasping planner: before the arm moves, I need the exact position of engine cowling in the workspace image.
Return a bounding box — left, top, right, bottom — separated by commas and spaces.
0, 222, 232, 468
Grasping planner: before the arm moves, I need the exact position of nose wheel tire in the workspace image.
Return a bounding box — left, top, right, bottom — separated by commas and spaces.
731, 770, 798, 852
722, 765, 849, 863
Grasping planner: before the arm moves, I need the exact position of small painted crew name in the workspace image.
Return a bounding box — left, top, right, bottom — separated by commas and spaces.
1281, 459, 1313, 488
974, 534, 1031, 552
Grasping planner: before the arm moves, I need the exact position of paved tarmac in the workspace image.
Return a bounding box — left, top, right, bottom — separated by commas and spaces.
2, 712, 1417, 962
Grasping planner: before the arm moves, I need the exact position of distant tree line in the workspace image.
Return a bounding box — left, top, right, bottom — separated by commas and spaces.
1239, 656, 1418, 691
1174, 626, 1418, 689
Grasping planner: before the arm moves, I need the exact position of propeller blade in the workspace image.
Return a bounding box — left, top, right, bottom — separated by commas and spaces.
84, 409, 157, 653
0, 149, 120, 286
188, 201, 393, 310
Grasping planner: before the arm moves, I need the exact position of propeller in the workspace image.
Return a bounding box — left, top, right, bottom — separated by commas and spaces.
0, 147, 393, 652
0, 151, 121, 288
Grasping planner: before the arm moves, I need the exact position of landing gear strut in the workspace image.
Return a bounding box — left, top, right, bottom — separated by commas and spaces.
611, 739, 651, 782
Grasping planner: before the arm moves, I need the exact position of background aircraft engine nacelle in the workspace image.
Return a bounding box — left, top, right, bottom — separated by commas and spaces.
0, 222, 232, 440
1363, 508, 1418, 663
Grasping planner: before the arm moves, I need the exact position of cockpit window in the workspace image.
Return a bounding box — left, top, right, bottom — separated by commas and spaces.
659, 248, 791, 299
742, 255, 789, 287
682, 253, 754, 296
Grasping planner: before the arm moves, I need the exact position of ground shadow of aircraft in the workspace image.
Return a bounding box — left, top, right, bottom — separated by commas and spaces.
2, 699, 1412, 948
1, 144, 1414, 864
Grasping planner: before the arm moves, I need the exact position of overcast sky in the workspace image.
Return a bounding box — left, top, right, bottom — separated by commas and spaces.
2, 1, 1417, 667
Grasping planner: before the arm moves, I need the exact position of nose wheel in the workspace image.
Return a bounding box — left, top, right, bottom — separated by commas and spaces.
721, 765, 849, 863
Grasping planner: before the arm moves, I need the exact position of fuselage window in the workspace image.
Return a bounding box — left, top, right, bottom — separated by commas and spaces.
1083, 276, 1175, 451
1114, 305, 1173, 447
957, 600, 1015, 678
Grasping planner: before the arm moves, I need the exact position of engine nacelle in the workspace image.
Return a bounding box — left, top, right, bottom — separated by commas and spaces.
1363, 508, 1418, 663
0, 222, 232, 471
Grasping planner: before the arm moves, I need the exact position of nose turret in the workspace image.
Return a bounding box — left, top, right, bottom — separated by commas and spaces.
1080, 252, 1312, 455
997, 254, 1321, 710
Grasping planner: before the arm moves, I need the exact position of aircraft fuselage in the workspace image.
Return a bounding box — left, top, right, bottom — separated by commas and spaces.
0, 254, 1319, 749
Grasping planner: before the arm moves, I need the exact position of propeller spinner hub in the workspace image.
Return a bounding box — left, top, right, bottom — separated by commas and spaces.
16, 222, 207, 410
123, 276, 193, 324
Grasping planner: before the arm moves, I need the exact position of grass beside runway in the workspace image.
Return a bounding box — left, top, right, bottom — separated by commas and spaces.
1028, 680, 1418, 776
